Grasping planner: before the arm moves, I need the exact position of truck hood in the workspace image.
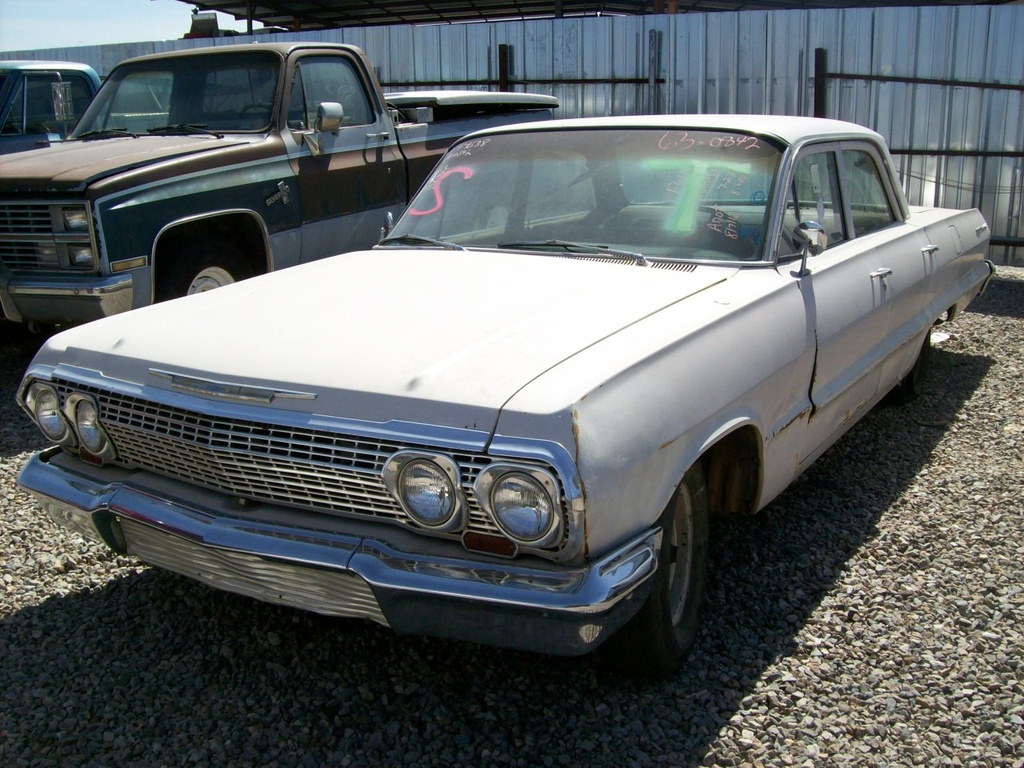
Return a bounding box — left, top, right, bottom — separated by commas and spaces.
39, 249, 732, 435
0, 135, 252, 192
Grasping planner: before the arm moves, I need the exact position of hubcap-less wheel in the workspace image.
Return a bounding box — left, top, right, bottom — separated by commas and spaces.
187, 266, 236, 294
667, 490, 695, 634
600, 461, 708, 677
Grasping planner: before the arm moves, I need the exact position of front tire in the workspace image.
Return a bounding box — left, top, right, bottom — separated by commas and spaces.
601, 461, 709, 677
157, 238, 253, 302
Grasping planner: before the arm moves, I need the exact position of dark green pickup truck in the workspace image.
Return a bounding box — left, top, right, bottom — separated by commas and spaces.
0, 43, 556, 329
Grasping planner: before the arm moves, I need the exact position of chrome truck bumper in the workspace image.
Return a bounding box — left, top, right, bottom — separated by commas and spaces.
0, 271, 133, 325
18, 448, 660, 656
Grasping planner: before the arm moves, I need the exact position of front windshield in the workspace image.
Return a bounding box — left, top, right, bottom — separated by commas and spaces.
388, 127, 783, 263
71, 51, 279, 137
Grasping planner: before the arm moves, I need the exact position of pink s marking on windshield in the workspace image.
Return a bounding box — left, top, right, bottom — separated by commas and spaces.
408, 167, 474, 216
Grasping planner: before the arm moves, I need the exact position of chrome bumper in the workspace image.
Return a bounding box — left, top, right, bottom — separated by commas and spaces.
0, 271, 132, 324
18, 448, 660, 656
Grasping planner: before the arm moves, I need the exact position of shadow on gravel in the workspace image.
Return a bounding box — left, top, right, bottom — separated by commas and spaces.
967, 273, 1024, 319
0, 347, 994, 767
0, 323, 49, 459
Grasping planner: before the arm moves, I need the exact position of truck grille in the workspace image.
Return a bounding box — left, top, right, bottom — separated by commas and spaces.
53, 379, 544, 544
0, 203, 53, 234
0, 200, 94, 272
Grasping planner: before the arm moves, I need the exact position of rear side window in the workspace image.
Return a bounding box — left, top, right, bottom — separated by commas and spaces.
843, 149, 897, 236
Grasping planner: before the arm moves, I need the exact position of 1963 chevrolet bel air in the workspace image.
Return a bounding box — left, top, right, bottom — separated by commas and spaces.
17, 115, 994, 676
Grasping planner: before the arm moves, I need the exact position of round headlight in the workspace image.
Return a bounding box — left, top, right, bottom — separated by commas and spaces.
74, 397, 107, 454
28, 383, 69, 443
491, 473, 557, 544
399, 459, 458, 528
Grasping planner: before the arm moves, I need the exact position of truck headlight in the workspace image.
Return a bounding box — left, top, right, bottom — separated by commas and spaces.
26, 382, 71, 443
477, 465, 562, 547
382, 451, 464, 531
61, 207, 90, 231
68, 244, 96, 268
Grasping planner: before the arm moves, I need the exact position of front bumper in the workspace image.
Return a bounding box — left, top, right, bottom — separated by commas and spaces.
0, 271, 133, 324
18, 448, 660, 656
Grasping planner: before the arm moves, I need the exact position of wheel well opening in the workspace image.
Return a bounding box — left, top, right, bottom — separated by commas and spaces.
702, 426, 762, 516
153, 214, 268, 298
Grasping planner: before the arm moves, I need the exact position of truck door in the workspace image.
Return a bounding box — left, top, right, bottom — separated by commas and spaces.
783, 146, 892, 458
285, 54, 406, 263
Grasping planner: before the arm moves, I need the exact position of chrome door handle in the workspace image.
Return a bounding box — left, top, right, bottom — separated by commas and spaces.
870, 267, 893, 281
366, 132, 390, 141
921, 243, 939, 255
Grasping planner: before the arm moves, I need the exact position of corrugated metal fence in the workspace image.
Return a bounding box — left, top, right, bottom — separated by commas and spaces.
4, 5, 1022, 265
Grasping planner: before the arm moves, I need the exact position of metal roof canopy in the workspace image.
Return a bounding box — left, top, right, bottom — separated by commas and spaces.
182, 1, 1013, 31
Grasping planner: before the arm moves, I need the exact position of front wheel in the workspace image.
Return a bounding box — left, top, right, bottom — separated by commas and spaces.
601, 461, 709, 677
157, 238, 253, 302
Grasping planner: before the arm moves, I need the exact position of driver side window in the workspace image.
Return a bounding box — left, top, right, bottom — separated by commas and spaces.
781, 150, 847, 257
288, 57, 372, 130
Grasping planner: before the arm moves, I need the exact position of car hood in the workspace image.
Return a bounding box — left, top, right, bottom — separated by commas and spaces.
38, 249, 732, 434
0, 135, 252, 192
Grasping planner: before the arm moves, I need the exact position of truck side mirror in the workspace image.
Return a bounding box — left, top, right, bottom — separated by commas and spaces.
314, 102, 344, 135
795, 220, 828, 276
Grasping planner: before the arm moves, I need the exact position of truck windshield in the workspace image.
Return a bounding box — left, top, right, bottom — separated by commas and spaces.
71, 51, 280, 137
388, 127, 784, 264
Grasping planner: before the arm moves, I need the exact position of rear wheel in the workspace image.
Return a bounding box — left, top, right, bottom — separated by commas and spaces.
601, 461, 709, 677
887, 330, 932, 404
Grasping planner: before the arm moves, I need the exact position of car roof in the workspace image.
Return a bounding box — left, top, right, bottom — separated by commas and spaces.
466, 113, 883, 147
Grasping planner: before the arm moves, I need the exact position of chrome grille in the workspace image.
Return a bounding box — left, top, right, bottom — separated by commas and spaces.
55, 379, 507, 539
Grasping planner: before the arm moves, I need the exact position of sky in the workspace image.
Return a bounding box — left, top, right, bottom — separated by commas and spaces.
0, 0, 261, 54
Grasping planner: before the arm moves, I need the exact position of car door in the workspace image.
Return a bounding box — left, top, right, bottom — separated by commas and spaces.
838, 143, 933, 391
285, 53, 406, 264
780, 144, 894, 460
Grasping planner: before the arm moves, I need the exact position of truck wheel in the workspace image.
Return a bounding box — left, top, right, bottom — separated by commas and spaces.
187, 266, 236, 294
158, 240, 253, 301
601, 461, 708, 678
887, 330, 932, 405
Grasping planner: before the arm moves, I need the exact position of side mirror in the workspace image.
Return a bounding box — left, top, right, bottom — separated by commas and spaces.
379, 210, 394, 242
314, 101, 344, 135
301, 102, 345, 156
795, 220, 828, 276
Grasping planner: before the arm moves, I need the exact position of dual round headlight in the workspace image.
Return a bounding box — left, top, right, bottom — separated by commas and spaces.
382, 453, 564, 550
24, 382, 114, 459
382, 452, 464, 531
477, 465, 562, 548
27, 382, 70, 443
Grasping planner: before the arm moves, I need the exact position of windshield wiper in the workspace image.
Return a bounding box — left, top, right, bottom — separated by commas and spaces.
378, 234, 465, 251
74, 128, 138, 140
498, 239, 648, 266
147, 124, 224, 138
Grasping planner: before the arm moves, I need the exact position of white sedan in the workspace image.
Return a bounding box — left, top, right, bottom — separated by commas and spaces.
18, 115, 994, 676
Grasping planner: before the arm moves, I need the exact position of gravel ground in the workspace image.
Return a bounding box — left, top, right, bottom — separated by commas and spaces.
1, 268, 1022, 768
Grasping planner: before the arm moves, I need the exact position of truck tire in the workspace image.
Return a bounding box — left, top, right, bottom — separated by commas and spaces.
600, 461, 709, 677
158, 239, 253, 302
